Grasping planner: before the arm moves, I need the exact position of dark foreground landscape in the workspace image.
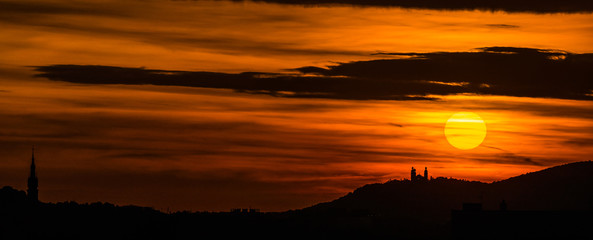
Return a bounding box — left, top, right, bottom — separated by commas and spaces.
2, 161, 592, 239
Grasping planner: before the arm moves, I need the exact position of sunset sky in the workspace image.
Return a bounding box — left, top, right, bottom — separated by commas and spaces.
0, 0, 592, 212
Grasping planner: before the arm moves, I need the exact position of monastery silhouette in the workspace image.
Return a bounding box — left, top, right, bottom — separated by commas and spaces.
410, 166, 430, 181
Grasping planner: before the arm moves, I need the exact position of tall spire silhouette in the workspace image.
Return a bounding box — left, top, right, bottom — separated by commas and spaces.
27, 146, 38, 202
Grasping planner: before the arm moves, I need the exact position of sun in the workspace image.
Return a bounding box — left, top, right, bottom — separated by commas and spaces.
444, 112, 487, 150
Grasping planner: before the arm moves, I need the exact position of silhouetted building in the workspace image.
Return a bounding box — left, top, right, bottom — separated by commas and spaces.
27, 148, 38, 202
411, 166, 429, 181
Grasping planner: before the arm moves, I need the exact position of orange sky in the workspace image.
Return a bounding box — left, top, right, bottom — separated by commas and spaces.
1, 0, 592, 72
0, 0, 592, 211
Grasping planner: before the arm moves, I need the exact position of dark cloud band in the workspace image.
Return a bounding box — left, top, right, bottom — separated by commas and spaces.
232, 0, 593, 13
34, 47, 593, 101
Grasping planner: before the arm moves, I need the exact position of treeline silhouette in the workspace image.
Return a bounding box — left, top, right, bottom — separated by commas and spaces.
2, 161, 592, 239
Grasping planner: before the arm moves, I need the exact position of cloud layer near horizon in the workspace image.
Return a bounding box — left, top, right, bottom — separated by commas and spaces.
35, 47, 593, 101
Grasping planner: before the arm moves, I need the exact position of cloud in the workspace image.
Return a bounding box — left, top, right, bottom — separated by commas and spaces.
0, 104, 423, 211
485, 24, 520, 29
233, 0, 593, 13
35, 47, 593, 101
5, 69, 593, 210
0, 1, 130, 18
475, 145, 542, 166
3, 0, 590, 16
564, 137, 593, 147
0, 0, 367, 60
37, 166, 376, 211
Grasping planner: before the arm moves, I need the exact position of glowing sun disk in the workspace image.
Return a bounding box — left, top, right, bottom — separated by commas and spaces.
444, 112, 487, 150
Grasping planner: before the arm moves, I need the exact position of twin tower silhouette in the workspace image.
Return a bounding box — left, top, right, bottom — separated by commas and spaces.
410, 166, 429, 181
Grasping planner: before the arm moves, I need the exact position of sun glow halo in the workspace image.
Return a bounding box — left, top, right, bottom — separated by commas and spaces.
444, 112, 487, 150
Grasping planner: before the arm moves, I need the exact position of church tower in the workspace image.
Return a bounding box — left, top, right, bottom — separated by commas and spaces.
27, 147, 38, 202
424, 167, 428, 180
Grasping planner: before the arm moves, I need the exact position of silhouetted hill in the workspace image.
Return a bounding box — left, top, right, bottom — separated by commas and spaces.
307, 161, 593, 214
298, 161, 593, 238
1, 161, 592, 239
488, 161, 593, 210
305, 177, 485, 219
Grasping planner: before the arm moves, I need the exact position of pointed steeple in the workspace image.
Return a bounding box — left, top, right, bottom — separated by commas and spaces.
27, 146, 38, 202
30, 147, 36, 177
